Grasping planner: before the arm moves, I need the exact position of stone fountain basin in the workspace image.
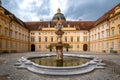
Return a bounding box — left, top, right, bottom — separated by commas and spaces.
15, 54, 105, 75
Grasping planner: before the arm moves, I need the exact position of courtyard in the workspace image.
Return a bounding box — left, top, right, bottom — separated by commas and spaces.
0, 52, 120, 80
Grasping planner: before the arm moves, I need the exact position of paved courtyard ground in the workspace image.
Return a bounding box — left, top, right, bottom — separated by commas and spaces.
0, 52, 120, 80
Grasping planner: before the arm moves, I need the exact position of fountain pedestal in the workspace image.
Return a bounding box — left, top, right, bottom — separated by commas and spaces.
56, 44, 63, 60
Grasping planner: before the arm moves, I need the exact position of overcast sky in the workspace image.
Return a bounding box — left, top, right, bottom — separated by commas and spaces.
1, 0, 120, 21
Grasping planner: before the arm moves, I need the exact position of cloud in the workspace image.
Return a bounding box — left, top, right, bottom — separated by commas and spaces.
1, 0, 120, 21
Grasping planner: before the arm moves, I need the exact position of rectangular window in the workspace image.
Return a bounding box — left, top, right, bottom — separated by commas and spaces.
84, 37, 87, 42
45, 37, 47, 42
39, 37, 41, 42
106, 42, 109, 48
102, 31, 104, 38
71, 37, 73, 42
65, 37, 67, 42
10, 30, 12, 37
0, 39, 2, 48
44, 32, 47, 35
31, 32, 34, 35
0, 26, 1, 35
5, 28, 8, 36
51, 37, 53, 42
111, 19, 114, 24
6, 40, 8, 49
106, 30, 109, 37
31, 37, 35, 42
39, 45, 41, 48
118, 16, 120, 22
77, 45, 79, 48
112, 29, 114, 36
77, 37, 80, 42
112, 42, 114, 48
64, 32, 67, 35
51, 32, 53, 35
119, 27, 120, 35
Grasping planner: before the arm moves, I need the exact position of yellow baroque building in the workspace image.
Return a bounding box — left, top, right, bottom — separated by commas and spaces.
0, 3, 120, 53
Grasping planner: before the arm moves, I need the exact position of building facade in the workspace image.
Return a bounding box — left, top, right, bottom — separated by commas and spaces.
0, 6, 29, 53
0, 3, 120, 53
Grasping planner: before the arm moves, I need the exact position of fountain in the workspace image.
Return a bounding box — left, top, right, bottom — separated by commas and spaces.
55, 19, 64, 66
15, 9, 105, 75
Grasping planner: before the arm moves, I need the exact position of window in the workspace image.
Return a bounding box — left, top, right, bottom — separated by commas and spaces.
65, 37, 67, 42
39, 45, 41, 48
98, 43, 100, 48
39, 37, 41, 42
31, 32, 34, 35
106, 42, 109, 48
118, 26, 120, 35
71, 37, 73, 42
84, 37, 87, 42
111, 19, 114, 24
119, 42, 120, 48
112, 29, 114, 36
5, 28, 8, 36
106, 30, 109, 37
44, 32, 47, 35
15, 32, 17, 39
102, 31, 104, 38
118, 16, 120, 22
5, 40, 8, 49
77, 45, 79, 48
10, 31, 12, 38
0, 39, 2, 48
45, 37, 47, 42
111, 42, 114, 48
51, 32, 53, 35
10, 42, 12, 48
0, 25, 1, 34
31, 37, 35, 42
84, 32, 87, 34
77, 37, 80, 42
70, 32, 74, 35
51, 37, 53, 42
39, 32, 41, 35
64, 32, 67, 35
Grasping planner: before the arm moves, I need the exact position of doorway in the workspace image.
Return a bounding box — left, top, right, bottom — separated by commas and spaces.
31, 44, 35, 51
83, 44, 87, 51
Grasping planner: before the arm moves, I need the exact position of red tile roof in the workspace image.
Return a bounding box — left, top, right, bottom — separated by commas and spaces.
94, 3, 120, 26
25, 21, 95, 30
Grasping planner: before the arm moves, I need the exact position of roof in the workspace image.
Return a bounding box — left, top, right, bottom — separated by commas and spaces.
94, 3, 120, 26
0, 6, 28, 29
25, 21, 95, 30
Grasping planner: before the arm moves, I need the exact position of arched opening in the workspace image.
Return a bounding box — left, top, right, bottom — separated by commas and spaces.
83, 44, 87, 51
31, 44, 35, 51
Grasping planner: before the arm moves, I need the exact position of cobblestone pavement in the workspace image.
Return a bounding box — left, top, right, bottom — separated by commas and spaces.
0, 52, 120, 80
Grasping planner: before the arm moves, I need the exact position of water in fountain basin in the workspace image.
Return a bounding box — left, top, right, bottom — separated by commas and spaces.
28, 56, 91, 67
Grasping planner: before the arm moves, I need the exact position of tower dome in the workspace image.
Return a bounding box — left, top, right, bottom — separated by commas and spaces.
52, 8, 66, 21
